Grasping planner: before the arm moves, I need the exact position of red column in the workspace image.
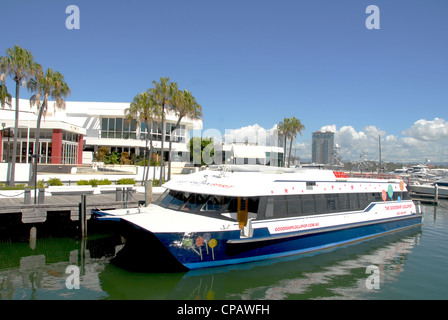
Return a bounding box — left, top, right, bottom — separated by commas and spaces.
51, 129, 63, 164
77, 134, 83, 164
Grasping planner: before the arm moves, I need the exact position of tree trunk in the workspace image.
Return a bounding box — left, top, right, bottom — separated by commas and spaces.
283, 136, 287, 167
145, 120, 153, 182
159, 104, 165, 185
142, 137, 148, 183
288, 138, 293, 168
167, 117, 183, 181
31, 98, 46, 203
9, 81, 20, 186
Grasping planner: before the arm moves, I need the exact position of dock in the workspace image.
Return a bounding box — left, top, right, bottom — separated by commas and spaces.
0, 188, 162, 240
410, 184, 447, 205
0, 192, 145, 221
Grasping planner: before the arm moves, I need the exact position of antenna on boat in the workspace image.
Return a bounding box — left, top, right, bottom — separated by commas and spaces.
216, 165, 229, 177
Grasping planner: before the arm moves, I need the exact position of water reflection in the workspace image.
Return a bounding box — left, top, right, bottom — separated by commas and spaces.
167, 226, 422, 300
0, 236, 122, 300
0, 226, 422, 300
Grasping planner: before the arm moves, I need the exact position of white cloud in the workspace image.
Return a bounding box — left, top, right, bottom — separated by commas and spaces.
402, 118, 448, 141
211, 118, 448, 164
319, 125, 336, 133
323, 118, 448, 163
222, 124, 278, 146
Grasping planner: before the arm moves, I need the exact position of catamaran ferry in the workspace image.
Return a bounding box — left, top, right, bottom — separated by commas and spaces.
93, 165, 423, 271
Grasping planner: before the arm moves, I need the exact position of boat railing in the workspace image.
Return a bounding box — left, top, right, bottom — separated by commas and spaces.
341, 171, 402, 180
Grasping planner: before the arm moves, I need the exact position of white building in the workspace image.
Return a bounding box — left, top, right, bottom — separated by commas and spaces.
216, 143, 284, 166
0, 98, 202, 166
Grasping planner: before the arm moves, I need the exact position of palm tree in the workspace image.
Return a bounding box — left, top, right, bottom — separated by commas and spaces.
277, 117, 305, 167
125, 91, 161, 182
0, 73, 12, 108
150, 77, 178, 185
287, 117, 305, 167
0, 45, 40, 186
277, 118, 290, 167
28, 67, 71, 195
167, 89, 203, 180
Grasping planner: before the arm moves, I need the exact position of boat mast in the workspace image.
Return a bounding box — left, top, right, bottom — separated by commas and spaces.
378, 135, 382, 173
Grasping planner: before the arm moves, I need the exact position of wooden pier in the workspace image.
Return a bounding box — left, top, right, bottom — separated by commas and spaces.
0, 189, 159, 240
0, 192, 146, 221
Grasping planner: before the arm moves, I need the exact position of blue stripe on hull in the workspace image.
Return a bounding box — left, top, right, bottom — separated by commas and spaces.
176, 215, 422, 270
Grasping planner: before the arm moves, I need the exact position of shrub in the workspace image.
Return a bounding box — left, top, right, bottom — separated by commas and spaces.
87, 179, 101, 187
120, 151, 131, 165
152, 179, 165, 186
77, 179, 112, 187
47, 177, 63, 186
116, 178, 136, 185
95, 146, 110, 162
104, 151, 120, 164
0, 183, 26, 190
97, 178, 112, 185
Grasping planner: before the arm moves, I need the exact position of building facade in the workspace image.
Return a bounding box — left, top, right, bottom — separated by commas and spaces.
0, 99, 202, 165
312, 131, 334, 165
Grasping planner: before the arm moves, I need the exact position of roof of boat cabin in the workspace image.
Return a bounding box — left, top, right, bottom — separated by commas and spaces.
162, 165, 405, 197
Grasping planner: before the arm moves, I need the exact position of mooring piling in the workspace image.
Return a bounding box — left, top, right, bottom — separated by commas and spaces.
79, 194, 87, 238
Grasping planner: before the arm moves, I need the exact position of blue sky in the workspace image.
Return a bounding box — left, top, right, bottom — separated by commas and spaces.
1, 0, 447, 162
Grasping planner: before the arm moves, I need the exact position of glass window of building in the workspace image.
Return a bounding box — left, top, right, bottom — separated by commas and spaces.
101, 117, 137, 139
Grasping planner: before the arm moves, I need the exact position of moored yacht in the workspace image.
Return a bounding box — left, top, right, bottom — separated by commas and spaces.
93, 165, 423, 271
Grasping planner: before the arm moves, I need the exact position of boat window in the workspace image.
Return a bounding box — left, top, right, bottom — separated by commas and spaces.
274, 196, 288, 218
182, 193, 208, 211
306, 182, 316, 190
202, 196, 232, 212
301, 194, 315, 214
257, 189, 412, 221
358, 193, 369, 210
315, 194, 327, 213
156, 190, 260, 220
287, 196, 302, 216
265, 197, 274, 218
392, 192, 404, 201
338, 193, 350, 211
248, 197, 260, 214
158, 190, 188, 210
367, 193, 381, 203
348, 193, 359, 210
223, 197, 238, 213
202, 195, 221, 212
326, 194, 339, 212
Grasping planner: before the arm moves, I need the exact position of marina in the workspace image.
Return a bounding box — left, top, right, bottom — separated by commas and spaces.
0, 165, 445, 301
0, 201, 446, 300
1, 0, 447, 303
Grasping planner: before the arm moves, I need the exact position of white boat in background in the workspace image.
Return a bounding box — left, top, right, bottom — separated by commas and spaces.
408, 177, 448, 198
93, 165, 423, 271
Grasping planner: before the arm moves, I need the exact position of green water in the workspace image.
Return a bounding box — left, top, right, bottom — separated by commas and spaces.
1, 203, 447, 300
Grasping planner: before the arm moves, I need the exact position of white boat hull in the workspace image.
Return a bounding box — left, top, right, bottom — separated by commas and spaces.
408, 184, 448, 197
